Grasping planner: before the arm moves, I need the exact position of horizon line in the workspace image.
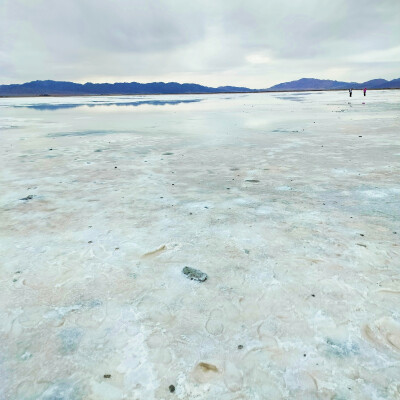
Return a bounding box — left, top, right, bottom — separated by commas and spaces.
1, 76, 399, 88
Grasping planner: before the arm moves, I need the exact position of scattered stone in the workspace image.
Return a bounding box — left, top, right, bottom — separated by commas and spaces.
49, 148, 53, 150
238, 345, 243, 350
163, 152, 174, 155
182, 266, 208, 282
357, 243, 367, 248
359, 136, 362, 137
311, 294, 315, 297
20, 195, 34, 201
115, 247, 119, 250
245, 179, 260, 183
169, 385, 175, 393
244, 249, 250, 254
114, 166, 117, 169
360, 234, 364, 236
303, 354, 306, 357
88, 241, 92, 244
104, 374, 111, 379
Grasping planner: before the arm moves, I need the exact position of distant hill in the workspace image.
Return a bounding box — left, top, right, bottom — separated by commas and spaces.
267, 77, 400, 91
1, 78, 399, 96
0, 80, 254, 96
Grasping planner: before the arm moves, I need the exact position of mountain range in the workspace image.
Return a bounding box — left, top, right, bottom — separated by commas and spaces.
267, 78, 400, 91
0, 77, 399, 96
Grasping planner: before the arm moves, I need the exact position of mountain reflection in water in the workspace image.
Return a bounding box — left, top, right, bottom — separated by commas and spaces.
13, 98, 202, 111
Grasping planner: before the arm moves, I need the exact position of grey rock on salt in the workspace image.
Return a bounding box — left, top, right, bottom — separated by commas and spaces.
182, 266, 207, 282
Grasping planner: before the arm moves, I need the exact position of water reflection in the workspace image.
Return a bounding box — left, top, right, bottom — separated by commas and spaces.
272, 92, 322, 102
12, 98, 202, 111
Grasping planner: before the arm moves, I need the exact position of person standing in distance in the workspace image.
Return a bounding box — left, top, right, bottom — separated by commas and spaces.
363, 87, 367, 96
349, 88, 353, 97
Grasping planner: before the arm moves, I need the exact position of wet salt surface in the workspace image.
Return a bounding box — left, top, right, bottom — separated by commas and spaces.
1, 91, 400, 399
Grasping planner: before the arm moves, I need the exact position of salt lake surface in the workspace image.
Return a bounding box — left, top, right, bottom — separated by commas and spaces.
1, 91, 400, 399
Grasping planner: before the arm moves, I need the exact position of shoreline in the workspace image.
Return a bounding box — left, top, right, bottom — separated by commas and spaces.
0, 87, 399, 99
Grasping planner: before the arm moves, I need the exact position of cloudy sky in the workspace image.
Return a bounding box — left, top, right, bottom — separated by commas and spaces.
1, 0, 399, 87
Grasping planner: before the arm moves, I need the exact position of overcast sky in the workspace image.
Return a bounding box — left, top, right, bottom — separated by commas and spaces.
1, 0, 399, 87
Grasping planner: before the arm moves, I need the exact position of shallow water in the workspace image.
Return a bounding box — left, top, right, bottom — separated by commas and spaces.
1, 91, 400, 399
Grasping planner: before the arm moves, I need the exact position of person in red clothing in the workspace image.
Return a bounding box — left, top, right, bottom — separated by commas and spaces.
363, 88, 367, 96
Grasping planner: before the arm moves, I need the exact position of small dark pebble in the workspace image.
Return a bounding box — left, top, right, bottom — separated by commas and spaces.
104, 374, 111, 379
114, 166, 117, 169
303, 354, 306, 357
359, 136, 362, 137
204, 206, 208, 209
13, 279, 17, 282
169, 385, 175, 393
20, 195, 34, 201
88, 241, 93, 244
394, 232, 397, 234
311, 294, 315, 297
238, 345, 243, 350
189, 212, 193, 215
115, 247, 119, 250
49, 148, 53, 151
360, 234, 364, 236
245, 179, 260, 183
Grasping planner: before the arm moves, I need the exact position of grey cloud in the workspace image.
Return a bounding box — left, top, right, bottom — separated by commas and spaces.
0, 0, 399, 86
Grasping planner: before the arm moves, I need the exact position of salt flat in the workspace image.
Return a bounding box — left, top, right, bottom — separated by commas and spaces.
1, 91, 399, 399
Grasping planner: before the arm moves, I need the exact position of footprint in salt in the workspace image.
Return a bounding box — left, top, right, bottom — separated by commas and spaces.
137, 296, 174, 325
146, 331, 173, 364
247, 369, 282, 398
257, 320, 279, 345
205, 309, 224, 335
223, 362, 243, 392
